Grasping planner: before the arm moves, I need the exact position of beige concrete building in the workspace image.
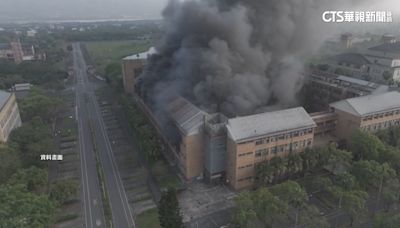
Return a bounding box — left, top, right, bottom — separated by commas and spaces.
167, 97, 208, 180
122, 47, 156, 94
0, 91, 22, 142
225, 107, 316, 190
330, 91, 400, 141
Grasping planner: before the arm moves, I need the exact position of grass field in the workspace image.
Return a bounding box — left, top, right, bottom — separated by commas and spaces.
85, 40, 152, 74
137, 208, 161, 228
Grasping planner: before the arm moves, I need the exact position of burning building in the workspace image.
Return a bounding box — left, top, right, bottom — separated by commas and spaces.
121, 0, 390, 190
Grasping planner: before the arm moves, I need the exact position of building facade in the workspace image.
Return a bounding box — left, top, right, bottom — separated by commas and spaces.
122, 47, 156, 94
330, 91, 400, 141
0, 91, 22, 142
225, 108, 316, 190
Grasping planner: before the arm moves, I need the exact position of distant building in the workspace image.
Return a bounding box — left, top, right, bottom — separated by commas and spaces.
382, 34, 397, 44
307, 70, 389, 110
225, 107, 316, 190
11, 83, 32, 99
330, 91, 400, 140
0, 90, 22, 142
328, 53, 371, 78
340, 33, 353, 49
122, 47, 156, 94
26, 29, 37, 37
366, 42, 400, 82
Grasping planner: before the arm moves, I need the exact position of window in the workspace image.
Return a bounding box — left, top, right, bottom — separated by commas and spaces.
292, 131, 299, 137
255, 139, 263, 145
256, 148, 268, 157
271, 146, 277, 154
239, 151, 253, 157
278, 135, 284, 140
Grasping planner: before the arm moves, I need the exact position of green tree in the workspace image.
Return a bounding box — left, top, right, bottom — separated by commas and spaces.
9, 117, 55, 167
8, 166, 48, 193
349, 130, 385, 161
0, 184, 56, 228
373, 212, 400, 228
0, 146, 20, 184
158, 188, 183, 228
19, 91, 64, 123
271, 181, 308, 227
252, 187, 287, 227
341, 190, 369, 226
233, 192, 257, 228
49, 180, 78, 206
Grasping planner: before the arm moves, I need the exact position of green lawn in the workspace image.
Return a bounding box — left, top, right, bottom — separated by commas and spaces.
85, 40, 152, 74
137, 208, 161, 228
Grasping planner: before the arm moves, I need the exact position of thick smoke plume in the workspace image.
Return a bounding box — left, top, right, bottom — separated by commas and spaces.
140, 0, 374, 117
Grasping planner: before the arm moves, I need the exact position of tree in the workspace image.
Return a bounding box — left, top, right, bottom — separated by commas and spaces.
158, 188, 183, 228
252, 187, 287, 227
0, 184, 56, 228
271, 181, 308, 227
349, 130, 385, 161
233, 192, 257, 228
49, 180, 78, 206
299, 205, 330, 228
9, 117, 55, 167
373, 212, 400, 228
325, 146, 352, 174
341, 190, 369, 226
0, 147, 20, 184
334, 173, 358, 191
381, 178, 400, 211
351, 161, 396, 191
19, 90, 64, 123
8, 166, 48, 193
287, 153, 303, 177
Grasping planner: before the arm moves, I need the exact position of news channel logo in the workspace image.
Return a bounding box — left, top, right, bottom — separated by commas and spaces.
322, 11, 393, 23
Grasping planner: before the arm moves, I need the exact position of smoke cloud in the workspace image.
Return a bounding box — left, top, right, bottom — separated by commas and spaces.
140, 0, 379, 117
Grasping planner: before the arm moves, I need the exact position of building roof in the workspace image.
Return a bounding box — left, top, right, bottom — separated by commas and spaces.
227, 107, 316, 142
167, 97, 208, 136
331, 53, 371, 65
330, 91, 400, 117
123, 47, 157, 60
369, 42, 400, 54
13, 83, 32, 91
0, 90, 11, 111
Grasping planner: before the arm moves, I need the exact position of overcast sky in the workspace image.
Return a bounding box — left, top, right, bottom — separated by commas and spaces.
0, 0, 169, 23
0, 0, 399, 23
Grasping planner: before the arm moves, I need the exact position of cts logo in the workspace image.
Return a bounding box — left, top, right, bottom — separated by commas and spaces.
322, 11, 344, 23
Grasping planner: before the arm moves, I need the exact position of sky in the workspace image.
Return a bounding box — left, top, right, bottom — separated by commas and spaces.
0, 0, 169, 23
0, 0, 399, 23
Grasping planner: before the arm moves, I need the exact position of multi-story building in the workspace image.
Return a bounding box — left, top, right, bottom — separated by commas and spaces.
330, 91, 400, 140
0, 90, 22, 142
225, 107, 316, 190
122, 47, 156, 94
307, 70, 389, 110
166, 96, 208, 180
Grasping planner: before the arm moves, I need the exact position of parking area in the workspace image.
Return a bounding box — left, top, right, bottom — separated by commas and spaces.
96, 92, 156, 216
179, 182, 236, 227
52, 91, 83, 228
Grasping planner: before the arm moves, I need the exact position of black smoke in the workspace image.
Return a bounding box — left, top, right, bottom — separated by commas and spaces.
140, 0, 375, 117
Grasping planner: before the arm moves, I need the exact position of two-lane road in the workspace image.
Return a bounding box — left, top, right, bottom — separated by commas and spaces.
73, 43, 136, 228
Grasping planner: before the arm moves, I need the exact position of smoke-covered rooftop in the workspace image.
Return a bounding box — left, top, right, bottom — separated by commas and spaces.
138, 0, 379, 118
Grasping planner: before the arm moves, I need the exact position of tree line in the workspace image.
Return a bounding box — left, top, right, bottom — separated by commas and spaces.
235, 129, 400, 228
0, 89, 77, 227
